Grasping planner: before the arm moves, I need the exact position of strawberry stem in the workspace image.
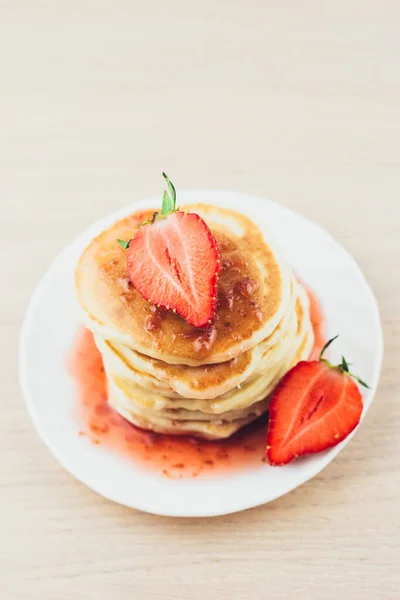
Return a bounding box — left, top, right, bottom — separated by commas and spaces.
319, 335, 339, 361
139, 212, 159, 228
319, 335, 370, 388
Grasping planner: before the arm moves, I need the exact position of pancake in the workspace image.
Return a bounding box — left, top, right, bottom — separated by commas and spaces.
101, 320, 294, 413
103, 282, 314, 432
108, 384, 260, 440
106, 286, 314, 440
76, 204, 292, 366
109, 378, 269, 423
96, 277, 298, 400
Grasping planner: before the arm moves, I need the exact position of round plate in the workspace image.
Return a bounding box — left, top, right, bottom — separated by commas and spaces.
20, 192, 383, 517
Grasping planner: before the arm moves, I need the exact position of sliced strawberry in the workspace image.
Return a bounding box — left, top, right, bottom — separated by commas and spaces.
126, 211, 220, 328
266, 337, 366, 466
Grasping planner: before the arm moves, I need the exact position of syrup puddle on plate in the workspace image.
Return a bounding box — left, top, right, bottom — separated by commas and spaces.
68, 286, 325, 479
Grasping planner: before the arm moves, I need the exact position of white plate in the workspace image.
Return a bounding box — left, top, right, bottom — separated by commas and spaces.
20, 191, 383, 517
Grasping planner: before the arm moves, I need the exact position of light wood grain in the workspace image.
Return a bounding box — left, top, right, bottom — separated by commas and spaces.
1, 1, 399, 598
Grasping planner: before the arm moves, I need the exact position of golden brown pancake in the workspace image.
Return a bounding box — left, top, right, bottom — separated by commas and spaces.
97, 279, 297, 400
76, 204, 292, 366
106, 286, 314, 440
98, 282, 313, 419
75, 203, 314, 440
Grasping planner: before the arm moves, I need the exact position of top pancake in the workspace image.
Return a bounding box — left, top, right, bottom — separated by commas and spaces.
76, 204, 292, 366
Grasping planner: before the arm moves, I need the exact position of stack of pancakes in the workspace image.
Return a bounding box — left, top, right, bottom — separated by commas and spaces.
76, 204, 314, 440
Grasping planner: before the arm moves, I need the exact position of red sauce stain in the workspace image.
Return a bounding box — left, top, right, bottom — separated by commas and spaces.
144, 305, 165, 332
69, 285, 325, 479
305, 285, 326, 360
192, 326, 217, 353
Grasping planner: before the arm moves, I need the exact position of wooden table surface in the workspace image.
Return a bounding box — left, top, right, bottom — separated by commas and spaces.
1, 2, 399, 598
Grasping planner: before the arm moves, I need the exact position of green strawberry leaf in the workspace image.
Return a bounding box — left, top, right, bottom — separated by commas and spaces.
117, 238, 132, 250
319, 335, 370, 389
352, 374, 370, 389
162, 172, 176, 205
161, 189, 174, 215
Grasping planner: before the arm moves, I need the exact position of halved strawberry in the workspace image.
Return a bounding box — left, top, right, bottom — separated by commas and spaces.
266, 337, 368, 466
118, 174, 221, 328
